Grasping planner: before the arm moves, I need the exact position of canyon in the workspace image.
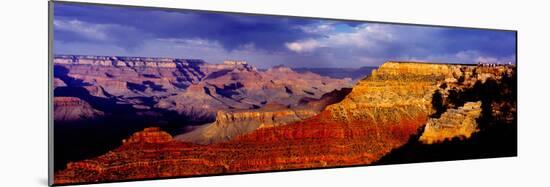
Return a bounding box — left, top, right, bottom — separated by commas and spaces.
54, 61, 516, 185
54, 55, 352, 122
175, 88, 352, 144
52, 55, 356, 173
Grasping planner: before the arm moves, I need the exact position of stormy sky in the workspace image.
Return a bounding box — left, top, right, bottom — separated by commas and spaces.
53, 2, 516, 68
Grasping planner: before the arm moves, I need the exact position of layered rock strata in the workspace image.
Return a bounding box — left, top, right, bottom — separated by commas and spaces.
175, 88, 352, 144
54, 55, 208, 97
419, 101, 482, 144
175, 109, 317, 144
54, 62, 515, 185
156, 65, 352, 116
324, 62, 457, 124
54, 55, 351, 122
54, 97, 104, 121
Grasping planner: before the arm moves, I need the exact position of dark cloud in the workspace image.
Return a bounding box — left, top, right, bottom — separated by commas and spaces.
54, 3, 318, 51
437, 28, 516, 57
53, 2, 516, 68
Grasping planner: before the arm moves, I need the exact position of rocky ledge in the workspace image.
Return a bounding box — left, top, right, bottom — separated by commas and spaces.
419, 101, 482, 144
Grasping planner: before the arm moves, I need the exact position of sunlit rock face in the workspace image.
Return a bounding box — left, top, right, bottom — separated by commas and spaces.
324, 62, 457, 124
416, 63, 515, 144
226, 62, 460, 169
323, 61, 514, 125
419, 101, 482, 144
54, 61, 516, 185
174, 88, 352, 145
175, 109, 317, 144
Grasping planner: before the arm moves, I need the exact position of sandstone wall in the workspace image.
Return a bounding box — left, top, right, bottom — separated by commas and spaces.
325, 62, 458, 124
419, 101, 482, 144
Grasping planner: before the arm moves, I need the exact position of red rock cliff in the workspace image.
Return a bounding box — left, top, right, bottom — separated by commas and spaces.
54, 61, 515, 185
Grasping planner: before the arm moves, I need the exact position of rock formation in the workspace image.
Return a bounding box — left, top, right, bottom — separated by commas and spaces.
53, 61, 516, 185
415, 63, 515, 144
156, 64, 352, 118
54, 55, 352, 122
123, 127, 173, 144
419, 101, 482, 144
54, 55, 206, 97
175, 88, 352, 144
324, 62, 457, 124
54, 97, 104, 121
53, 78, 66, 87
175, 109, 317, 144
